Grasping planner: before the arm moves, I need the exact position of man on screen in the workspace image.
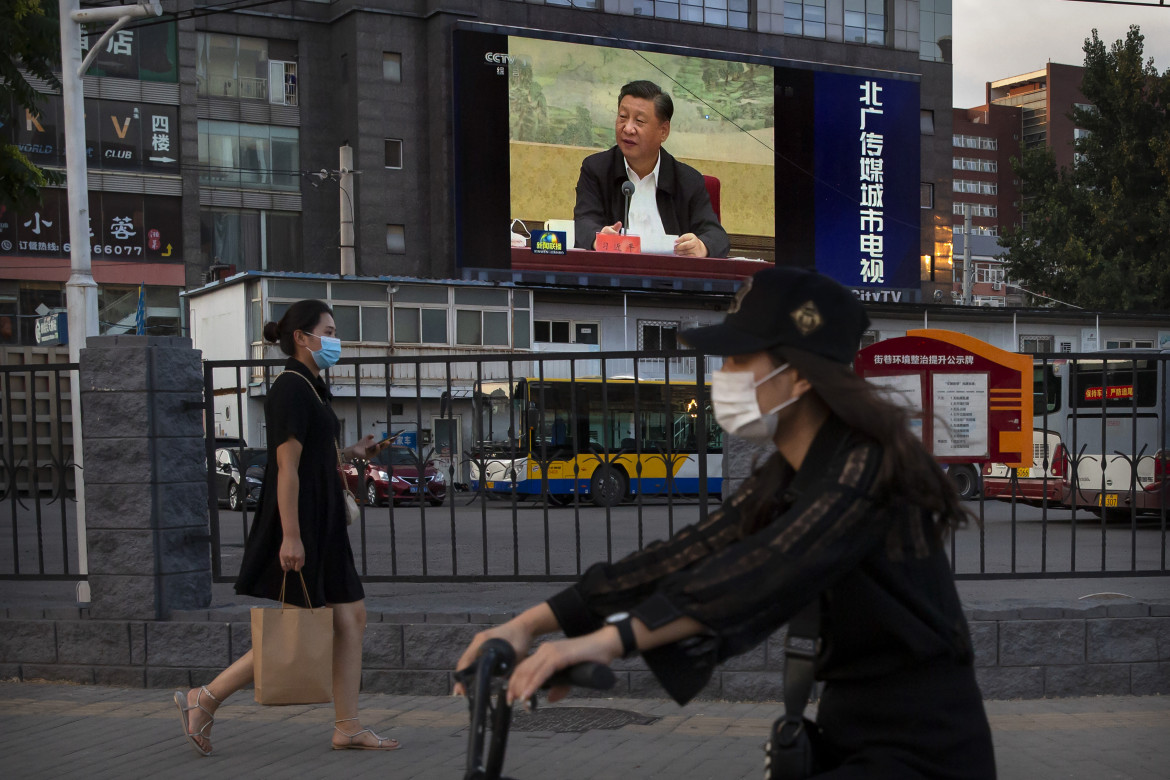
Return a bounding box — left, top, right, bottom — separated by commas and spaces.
573, 80, 730, 258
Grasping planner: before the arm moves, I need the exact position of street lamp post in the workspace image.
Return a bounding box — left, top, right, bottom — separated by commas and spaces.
58, 0, 161, 602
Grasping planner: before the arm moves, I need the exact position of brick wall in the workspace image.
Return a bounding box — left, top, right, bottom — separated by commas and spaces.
3, 603, 1168, 701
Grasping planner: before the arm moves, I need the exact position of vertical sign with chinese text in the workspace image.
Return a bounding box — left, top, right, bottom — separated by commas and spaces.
813, 72, 919, 296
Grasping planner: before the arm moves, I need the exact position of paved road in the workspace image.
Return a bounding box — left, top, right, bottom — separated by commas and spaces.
7, 492, 1168, 581
4, 493, 1169, 612
1, 681, 1168, 779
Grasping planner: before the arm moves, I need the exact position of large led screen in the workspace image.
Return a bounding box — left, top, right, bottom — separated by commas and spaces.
453, 23, 921, 298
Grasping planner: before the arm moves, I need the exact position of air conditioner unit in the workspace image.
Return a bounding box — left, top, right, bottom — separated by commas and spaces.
992, 281, 1002, 291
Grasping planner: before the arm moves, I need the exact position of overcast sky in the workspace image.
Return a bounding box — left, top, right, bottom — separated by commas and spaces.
952, 0, 1170, 108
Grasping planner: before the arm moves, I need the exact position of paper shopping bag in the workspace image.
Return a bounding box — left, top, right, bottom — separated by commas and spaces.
251, 572, 333, 705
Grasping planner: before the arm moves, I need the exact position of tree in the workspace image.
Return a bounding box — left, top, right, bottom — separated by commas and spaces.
999, 26, 1170, 311
0, 0, 63, 212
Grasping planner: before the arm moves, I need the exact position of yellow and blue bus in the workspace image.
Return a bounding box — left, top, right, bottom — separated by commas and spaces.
469, 376, 722, 506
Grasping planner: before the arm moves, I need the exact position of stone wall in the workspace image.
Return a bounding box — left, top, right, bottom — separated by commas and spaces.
3, 603, 1168, 701
79, 335, 211, 620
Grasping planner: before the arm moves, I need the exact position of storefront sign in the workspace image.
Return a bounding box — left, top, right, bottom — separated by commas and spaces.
8, 96, 179, 173
0, 190, 182, 262
35, 312, 68, 346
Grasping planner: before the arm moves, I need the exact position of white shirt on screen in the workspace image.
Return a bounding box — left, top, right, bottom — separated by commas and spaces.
624, 155, 666, 238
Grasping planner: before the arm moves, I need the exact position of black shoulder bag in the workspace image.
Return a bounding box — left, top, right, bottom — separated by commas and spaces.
763, 599, 824, 780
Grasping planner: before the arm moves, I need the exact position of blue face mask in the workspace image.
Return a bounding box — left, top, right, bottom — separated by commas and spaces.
304, 331, 342, 370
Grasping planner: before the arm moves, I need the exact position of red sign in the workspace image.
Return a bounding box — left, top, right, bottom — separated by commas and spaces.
1084, 385, 1133, 401
147, 228, 160, 251
594, 233, 642, 254
854, 329, 1033, 468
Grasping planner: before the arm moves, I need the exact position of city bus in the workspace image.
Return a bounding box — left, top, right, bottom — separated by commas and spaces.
983, 354, 1169, 514
469, 376, 723, 506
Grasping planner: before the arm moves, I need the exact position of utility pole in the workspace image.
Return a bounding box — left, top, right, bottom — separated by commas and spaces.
962, 204, 973, 306
339, 144, 355, 275
58, 0, 161, 602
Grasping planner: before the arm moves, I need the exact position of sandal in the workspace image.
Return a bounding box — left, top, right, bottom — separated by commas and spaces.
173, 686, 221, 757
332, 717, 401, 751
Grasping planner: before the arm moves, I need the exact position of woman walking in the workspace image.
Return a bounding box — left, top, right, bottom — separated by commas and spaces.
454, 267, 996, 778
175, 299, 400, 755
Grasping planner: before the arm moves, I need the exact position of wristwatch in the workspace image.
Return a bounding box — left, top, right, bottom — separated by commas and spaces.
606, 612, 638, 658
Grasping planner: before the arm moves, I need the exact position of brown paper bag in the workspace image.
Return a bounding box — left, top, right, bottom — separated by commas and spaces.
252, 572, 334, 705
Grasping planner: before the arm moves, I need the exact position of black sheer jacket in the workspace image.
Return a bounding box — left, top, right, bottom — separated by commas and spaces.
546, 414, 975, 704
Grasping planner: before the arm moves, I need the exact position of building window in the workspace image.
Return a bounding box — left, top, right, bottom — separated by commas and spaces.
953, 202, 997, 218
639, 320, 678, 352
1020, 335, 1055, 354
845, 0, 885, 45
953, 134, 998, 151
382, 52, 402, 82
200, 208, 302, 271
331, 305, 389, 343
953, 179, 998, 195
920, 0, 952, 63
196, 33, 271, 100
384, 139, 402, 170
197, 120, 299, 190
534, 320, 600, 345
953, 224, 999, 236
784, 0, 827, 39
953, 157, 998, 173
974, 264, 1006, 284
1105, 339, 1154, 350
385, 225, 405, 254
920, 109, 935, 135
920, 183, 934, 209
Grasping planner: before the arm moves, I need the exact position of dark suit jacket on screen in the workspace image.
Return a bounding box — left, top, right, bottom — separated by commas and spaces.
573, 146, 730, 259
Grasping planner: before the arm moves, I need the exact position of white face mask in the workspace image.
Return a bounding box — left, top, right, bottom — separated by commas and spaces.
711, 363, 801, 445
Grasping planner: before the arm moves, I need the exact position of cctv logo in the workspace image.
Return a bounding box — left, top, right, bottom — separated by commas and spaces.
484, 52, 519, 65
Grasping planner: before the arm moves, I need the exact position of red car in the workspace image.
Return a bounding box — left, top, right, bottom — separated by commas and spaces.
343, 445, 446, 507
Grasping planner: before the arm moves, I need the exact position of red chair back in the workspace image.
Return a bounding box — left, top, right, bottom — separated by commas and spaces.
703, 175, 721, 222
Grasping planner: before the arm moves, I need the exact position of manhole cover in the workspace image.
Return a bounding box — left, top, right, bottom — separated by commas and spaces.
509, 706, 659, 733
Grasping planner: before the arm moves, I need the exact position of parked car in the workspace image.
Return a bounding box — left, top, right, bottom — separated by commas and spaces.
213, 446, 267, 510
343, 445, 446, 507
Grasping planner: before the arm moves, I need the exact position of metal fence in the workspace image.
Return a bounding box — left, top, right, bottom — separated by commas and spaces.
203, 349, 719, 583
204, 349, 1170, 584
950, 352, 1169, 580
0, 358, 80, 580
2, 348, 1166, 584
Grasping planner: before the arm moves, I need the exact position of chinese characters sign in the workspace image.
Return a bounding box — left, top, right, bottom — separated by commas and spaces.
6, 95, 178, 173
858, 81, 885, 285
0, 190, 181, 262
79, 22, 177, 82
813, 72, 919, 297
854, 330, 1034, 468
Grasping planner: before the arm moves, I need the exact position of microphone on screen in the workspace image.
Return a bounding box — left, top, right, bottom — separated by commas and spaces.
621, 180, 635, 236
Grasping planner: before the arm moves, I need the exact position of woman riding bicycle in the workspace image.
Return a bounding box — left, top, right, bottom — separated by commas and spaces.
455, 266, 996, 778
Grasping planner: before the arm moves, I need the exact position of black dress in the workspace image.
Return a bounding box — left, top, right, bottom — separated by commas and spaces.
235, 358, 364, 608
547, 414, 996, 779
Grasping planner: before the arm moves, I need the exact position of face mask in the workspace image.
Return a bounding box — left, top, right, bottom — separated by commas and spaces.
711, 363, 801, 445
303, 331, 342, 370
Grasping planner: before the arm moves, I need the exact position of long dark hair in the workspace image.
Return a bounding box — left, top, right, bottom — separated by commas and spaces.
262, 299, 333, 357
740, 346, 972, 542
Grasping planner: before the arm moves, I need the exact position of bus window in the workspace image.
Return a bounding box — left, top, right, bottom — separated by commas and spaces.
1033, 363, 1061, 416
1070, 361, 1157, 409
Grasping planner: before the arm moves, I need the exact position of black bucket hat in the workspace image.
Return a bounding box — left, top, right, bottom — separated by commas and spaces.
680, 266, 870, 364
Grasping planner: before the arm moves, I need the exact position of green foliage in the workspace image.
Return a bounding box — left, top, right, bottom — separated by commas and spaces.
1000, 26, 1170, 311
0, 0, 63, 211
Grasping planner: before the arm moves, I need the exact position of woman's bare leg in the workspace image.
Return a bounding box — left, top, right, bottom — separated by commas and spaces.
329, 600, 398, 748
182, 649, 254, 751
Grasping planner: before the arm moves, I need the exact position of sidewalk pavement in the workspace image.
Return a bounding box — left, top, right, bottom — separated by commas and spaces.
1, 681, 1167, 779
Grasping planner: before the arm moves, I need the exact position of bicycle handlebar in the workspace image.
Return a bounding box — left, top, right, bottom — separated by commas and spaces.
455, 638, 616, 691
